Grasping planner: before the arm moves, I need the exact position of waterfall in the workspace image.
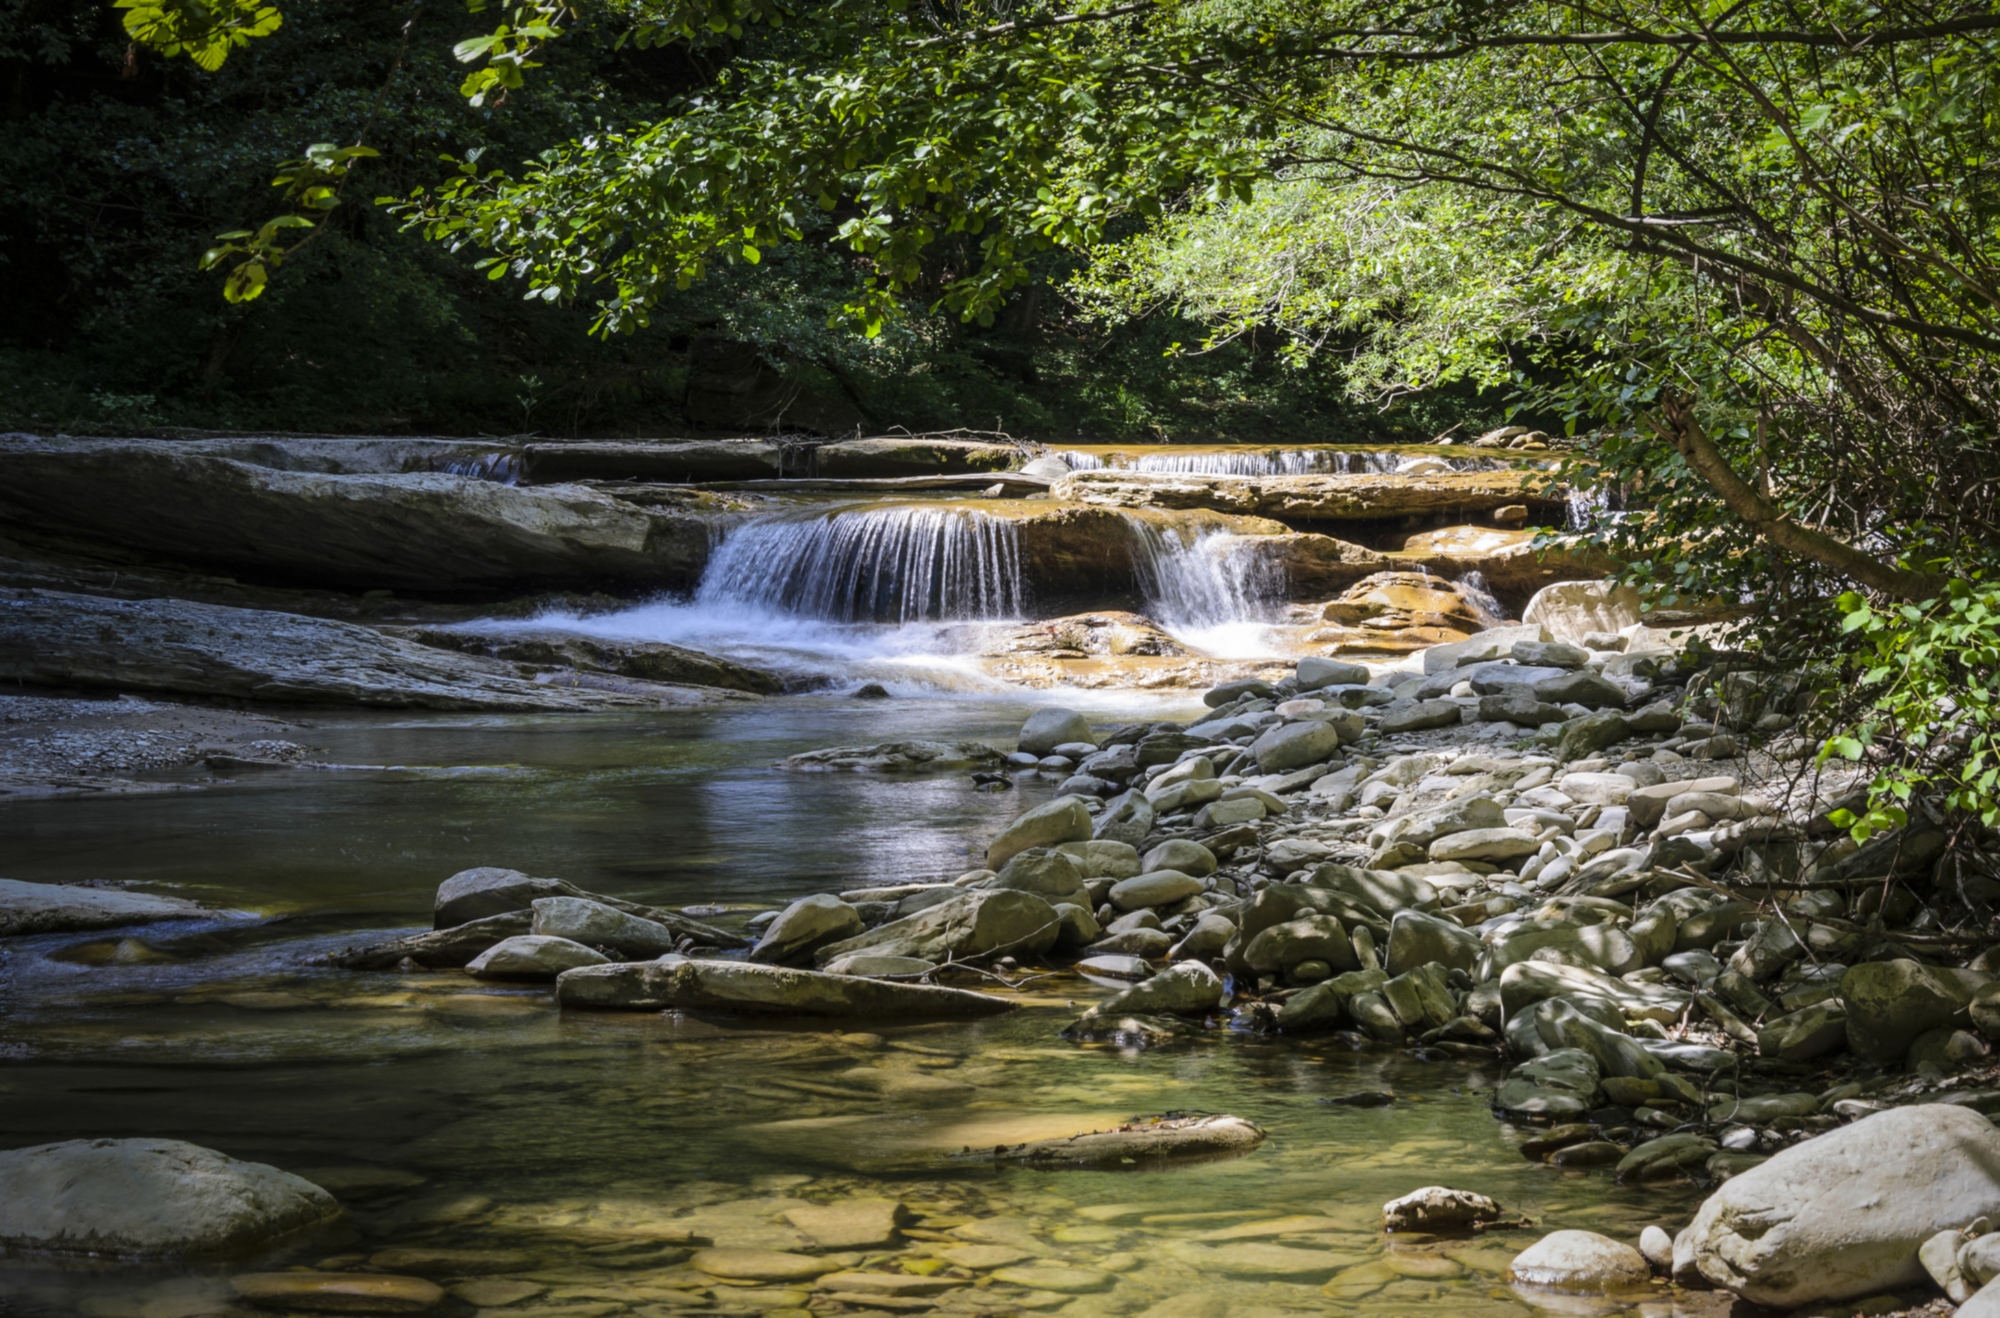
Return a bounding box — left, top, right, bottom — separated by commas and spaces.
1052, 448, 1502, 476
695, 506, 1027, 623
1124, 519, 1285, 658
1457, 570, 1510, 627
433, 452, 522, 484
1566, 486, 1612, 529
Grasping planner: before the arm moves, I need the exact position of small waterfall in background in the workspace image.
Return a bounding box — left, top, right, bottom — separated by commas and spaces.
433, 452, 522, 484
1457, 570, 1510, 627
696, 506, 1027, 624
1125, 519, 1287, 657
1566, 486, 1612, 529
1052, 448, 1503, 476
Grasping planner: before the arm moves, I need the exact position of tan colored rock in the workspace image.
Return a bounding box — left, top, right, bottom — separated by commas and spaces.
690, 1248, 839, 1281
231, 1273, 444, 1313
1051, 469, 1562, 522
783, 1198, 905, 1249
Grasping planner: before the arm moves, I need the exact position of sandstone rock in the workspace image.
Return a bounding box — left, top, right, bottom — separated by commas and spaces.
783, 1198, 905, 1250
1381, 700, 1464, 733
0, 1138, 341, 1259
1050, 468, 1562, 523
0, 879, 212, 937
988, 796, 1094, 869
1020, 709, 1094, 756
779, 740, 1003, 772
230, 1272, 444, 1313
986, 1114, 1265, 1168
814, 435, 1019, 478
1522, 581, 1645, 643
1507, 1231, 1651, 1291
1841, 959, 1986, 1061
1083, 962, 1224, 1018
1109, 871, 1204, 912
1384, 909, 1481, 975
465, 934, 608, 980
1685, 1104, 2000, 1307
1143, 839, 1218, 877
814, 890, 1062, 966
1249, 718, 1356, 772
1094, 790, 1156, 845
1382, 1187, 1502, 1232
1628, 776, 1738, 827
558, 958, 1017, 1018
751, 895, 865, 965
531, 897, 681, 958
401, 625, 778, 696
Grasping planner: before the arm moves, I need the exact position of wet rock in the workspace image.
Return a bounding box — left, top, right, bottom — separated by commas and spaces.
1277, 968, 1387, 1030
1020, 709, 1095, 756
532, 897, 682, 958
1384, 909, 1481, 975
1204, 678, 1279, 706
991, 1264, 1112, 1292
1093, 791, 1156, 845
1382, 1187, 1502, 1232
465, 934, 608, 980
751, 895, 865, 965
1494, 1048, 1601, 1117
332, 911, 533, 970
432, 868, 739, 945
1143, 838, 1217, 877
230, 1272, 444, 1313
783, 1198, 905, 1249
401, 625, 778, 695
1250, 718, 1358, 772
0, 878, 212, 937
0, 1138, 341, 1259
1081, 962, 1224, 1018
1841, 958, 1989, 1061
691, 1248, 840, 1281
984, 1114, 1265, 1168
558, 957, 1017, 1018
815, 889, 1062, 965
1243, 916, 1360, 979
1684, 1104, 2000, 1307
778, 741, 1003, 772
988, 796, 1094, 869
1617, 1134, 1717, 1181
1108, 870, 1203, 912
1076, 953, 1153, 979
1507, 1230, 1651, 1291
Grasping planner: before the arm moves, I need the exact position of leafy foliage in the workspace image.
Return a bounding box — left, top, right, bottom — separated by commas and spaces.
114, 0, 280, 70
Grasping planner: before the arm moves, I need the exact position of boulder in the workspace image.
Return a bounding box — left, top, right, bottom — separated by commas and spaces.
0, 879, 212, 937
1093, 791, 1156, 845
1242, 916, 1360, 978
985, 1114, 1265, 1168
1685, 1105, 2000, 1307
989, 850, 1090, 905
1382, 1187, 1502, 1232
1295, 657, 1371, 692
1757, 1001, 1849, 1062
822, 953, 937, 978
1494, 1048, 1601, 1117
1554, 711, 1631, 760
1019, 709, 1095, 757
435, 868, 569, 928
1384, 909, 1480, 975
1531, 670, 1629, 709
1841, 959, 1987, 1061
783, 1198, 906, 1251
988, 796, 1094, 869
1054, 840, 1143, 880
1479, 692, 1567, 727
1109, 871, 1204, 912
1203, 678, 1278, 707
1534, 1000, 1663, 1079
531, 897, 681, 958
0, 1138, 341, 1259
1512, 640, 1589, 669
1082, 962, 1224, 1017
1311, 863, 1438, 915
1430, 827, 1541, 864
1374, 795, 1507, 852
1380, 700, 1464, 734
557, 958, 1017, 1017
1142, 838, 1218, 877
1421, 625, 1551, 674
1249, 718, 1356, 772
751, 895, 865, 965
466, 934, 609, 980
1507, 1230, 1651, 1291
1522, 581, 1644, 643
813, 890, 1061, 965
1627, 776, 1739, 827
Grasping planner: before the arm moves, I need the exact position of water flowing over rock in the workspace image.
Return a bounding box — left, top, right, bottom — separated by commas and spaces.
0, 1138, 341, 1259
1051, 468, 1565, 522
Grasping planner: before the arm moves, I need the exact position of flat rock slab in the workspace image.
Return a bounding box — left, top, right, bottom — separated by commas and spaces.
556, 958, 1016, 1019
0, 1138, 341, 1259
0, 878, 213, 937
231, 1271, 445, 1313
782, 1198, 905, 1249
690, 1248, 839, 1282
779, 741, 1003, 773
979, 1114, 1265, 1169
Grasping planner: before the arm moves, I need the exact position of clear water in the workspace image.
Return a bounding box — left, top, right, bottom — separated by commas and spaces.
0, 700, 1706, 1318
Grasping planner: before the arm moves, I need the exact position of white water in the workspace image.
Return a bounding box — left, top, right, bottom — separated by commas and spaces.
1054, 448, 1503, 476
1126, 520, 1289, 659
1457, 570, 1510, 627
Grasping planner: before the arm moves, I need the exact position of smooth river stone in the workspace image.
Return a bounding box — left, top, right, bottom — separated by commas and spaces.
782, 1198, 904, 1249
690, 1249, 839, 1282
938, 1244, 1035, 1270
991, 1265, 1112, 1293
230, 1272, 445, 1313
1175, 1242, 1360, 1275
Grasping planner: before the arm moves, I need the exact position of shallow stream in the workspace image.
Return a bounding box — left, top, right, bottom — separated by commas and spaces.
1, 700, 1712, 1318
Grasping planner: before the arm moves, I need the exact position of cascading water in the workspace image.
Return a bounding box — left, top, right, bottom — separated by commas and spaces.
1124, 518, 1287, 657
697, 506, 1027, 623
1566, 486, 1612, 529
434, 452, 522, 484
1053, 448, 1502, 476
1457, 570, 1510, 627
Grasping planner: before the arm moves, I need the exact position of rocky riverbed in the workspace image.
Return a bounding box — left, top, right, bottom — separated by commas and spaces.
3, 430, 1991, 1318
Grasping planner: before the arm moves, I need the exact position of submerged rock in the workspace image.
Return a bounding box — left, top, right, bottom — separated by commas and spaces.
230, 1272, 445, 1313
556, 957, 1016, 1018
0, 878, 213, 937
778, 741, 1004, 772
0, 1138, 341, 1259
981, 1114, 1265, 1168
1507, 1230, 1651, 1292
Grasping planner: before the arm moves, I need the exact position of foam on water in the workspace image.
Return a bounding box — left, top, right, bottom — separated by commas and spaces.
1126, 518, 1292, 659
